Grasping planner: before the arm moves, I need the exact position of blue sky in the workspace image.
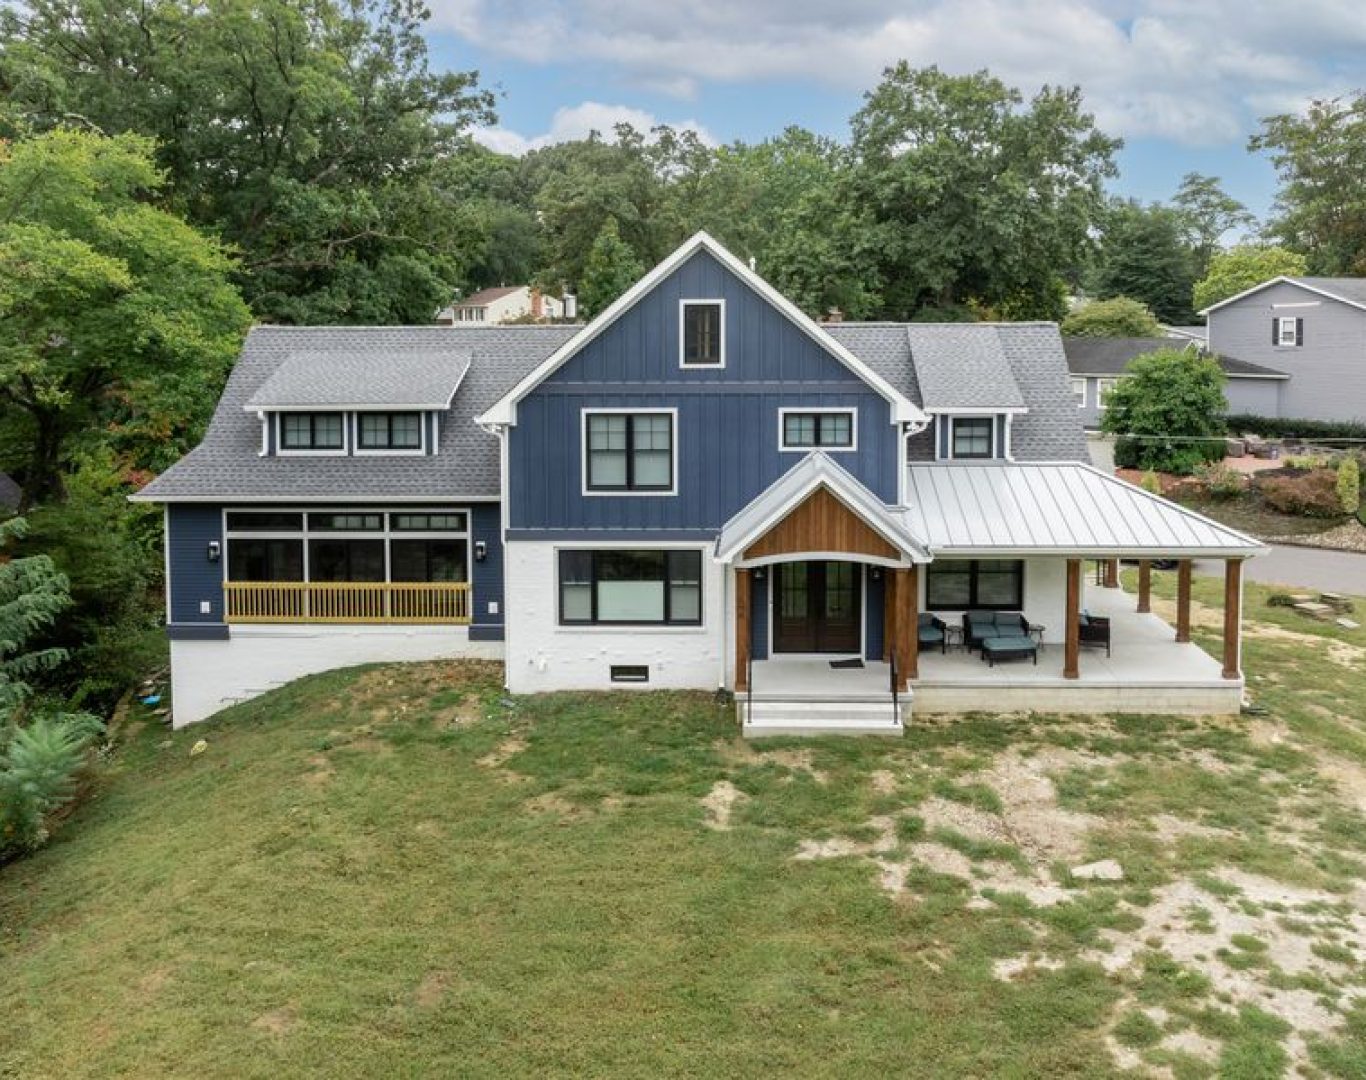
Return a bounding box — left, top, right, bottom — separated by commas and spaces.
424, 1, 1366, 222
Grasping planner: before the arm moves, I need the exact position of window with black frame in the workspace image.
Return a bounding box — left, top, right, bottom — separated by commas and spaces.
950, 417, 994, 459
681, 302, 722, 365
926, 559, 1023, 610
558, 549, 701, 625
358, 412, 423, 451
585, 413, 673, 491
782, 411, 854, 449
280, 412, 345, 451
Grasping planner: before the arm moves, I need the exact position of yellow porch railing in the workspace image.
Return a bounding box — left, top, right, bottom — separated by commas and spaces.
224, 581, 472, 624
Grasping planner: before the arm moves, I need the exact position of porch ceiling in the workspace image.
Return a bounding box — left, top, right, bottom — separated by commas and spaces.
904, 462, 1265, 559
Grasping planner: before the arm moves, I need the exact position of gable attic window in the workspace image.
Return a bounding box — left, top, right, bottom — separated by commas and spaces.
279, 412, 345, 452
680, 300, 724, 367
358, 412, 423, 452
1275, 316, 1303, 347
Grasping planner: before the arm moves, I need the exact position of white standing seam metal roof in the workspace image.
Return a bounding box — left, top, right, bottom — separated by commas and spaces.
714, 451, 931, 565
904, 463, 1264, 557
244, 349, 472, 411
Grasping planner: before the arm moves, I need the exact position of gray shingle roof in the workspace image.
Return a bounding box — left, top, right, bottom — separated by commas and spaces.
244, 349, 471, 410
137, 317, 1089, 503
828, 323, 1088, 463
135, 325, 578, 501
903, 324, 1026, 410
1289, 277, 1366, 306
1063, 337, 1288, 378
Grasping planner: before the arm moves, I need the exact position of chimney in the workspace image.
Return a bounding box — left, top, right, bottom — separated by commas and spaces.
825, 307, 843, 324
564, 293, 578, 320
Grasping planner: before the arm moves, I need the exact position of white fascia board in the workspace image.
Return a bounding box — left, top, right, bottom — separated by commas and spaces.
1199, 276, 1366, 316
476, 231, 926, 428
923, 405, 1029, 415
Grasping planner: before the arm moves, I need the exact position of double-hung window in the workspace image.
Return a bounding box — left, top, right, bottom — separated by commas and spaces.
559, 549, 702, 625
1096, 378, 1119, 410
950, 417, 994, 459
280, 413, 344, 451
585, 412, 674, 493
1276, 316, 1302, 347
781, 410, 855, 450
358, 412, 423, 451
680, 301, 723, 366
926, 559, 1024, 610
1070, 378, 1087, 408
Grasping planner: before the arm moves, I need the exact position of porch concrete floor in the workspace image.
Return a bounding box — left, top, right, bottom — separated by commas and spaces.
748, 585, 1232, 701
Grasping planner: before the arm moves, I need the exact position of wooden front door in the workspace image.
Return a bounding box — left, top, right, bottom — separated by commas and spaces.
772, 561, 862, 654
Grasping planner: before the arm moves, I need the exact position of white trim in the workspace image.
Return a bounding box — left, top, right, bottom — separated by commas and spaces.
580, 407, 679, 498
777, 407, 858, 453
1270, 301, 1321, 309
741, 549, 909, 570
678, 298, 726, 369
1095, 379, 1119, 410
258, 412, 268, 457
274, 411, 349, 457
1070, 378, 1088, 409
947, 415, 996, 460
1198, 275, 1366, 316
1276, 316, 1300, 347
925, 405, 1028, 416
476, 231, 926, 428
1004, 413, 1015, 463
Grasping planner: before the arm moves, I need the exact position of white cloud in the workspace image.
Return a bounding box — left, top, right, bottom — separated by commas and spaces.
432, 0, 1366, 146
473, 101, 717, 156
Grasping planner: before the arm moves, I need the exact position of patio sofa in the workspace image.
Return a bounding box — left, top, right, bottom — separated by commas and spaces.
963, 610, 1031, 653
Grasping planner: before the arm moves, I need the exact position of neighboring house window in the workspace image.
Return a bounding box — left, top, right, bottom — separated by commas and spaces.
950, 417, 994, 459
585, 412, 674, 492
680, 301, 724, 366
558, 549, 702, 625
358, 412, 423, 451
1275, 316, 1303, 347
225, 510, 468, 585
926, 559, 1024, 610
781, 410, 855, 450
1070, 378, 1087, 408
280, 413, 344, 451
1096, 378, 1119, 409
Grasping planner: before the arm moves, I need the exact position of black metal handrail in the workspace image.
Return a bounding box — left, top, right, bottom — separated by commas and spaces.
746, 650, 754, 727
890, 647, 899, 724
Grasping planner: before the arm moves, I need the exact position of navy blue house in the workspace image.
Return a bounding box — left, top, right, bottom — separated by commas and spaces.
137, 232, 1260, 732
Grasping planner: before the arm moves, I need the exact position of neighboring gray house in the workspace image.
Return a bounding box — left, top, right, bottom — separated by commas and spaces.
1063, 337, 1288, 430
1202, 277, 1366, 422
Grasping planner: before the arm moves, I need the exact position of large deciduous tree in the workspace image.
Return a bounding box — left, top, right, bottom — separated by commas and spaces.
1060, 297, 1163, 338
1252, 93, 1366, 275
1192, 244, 1308, 312
578, 218, 644, 317
0, 130, 250, 502
0, 0, 496, 323
1171, 172, 1255, 278
1092, 200, 1196, 324
848, 64, 1118, 320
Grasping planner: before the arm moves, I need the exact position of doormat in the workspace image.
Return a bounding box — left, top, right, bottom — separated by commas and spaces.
829, 658, 864, 669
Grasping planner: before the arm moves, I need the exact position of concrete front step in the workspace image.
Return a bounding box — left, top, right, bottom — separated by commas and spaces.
740, 698, 907, 737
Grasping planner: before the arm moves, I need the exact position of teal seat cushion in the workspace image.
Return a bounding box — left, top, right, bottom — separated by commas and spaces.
981, 634, 1035, 654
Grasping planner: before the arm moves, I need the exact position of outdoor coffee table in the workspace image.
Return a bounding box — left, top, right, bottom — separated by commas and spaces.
980, 635, 1039, 667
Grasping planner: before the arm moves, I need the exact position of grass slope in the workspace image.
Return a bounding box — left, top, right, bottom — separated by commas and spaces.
2, 576, 1365, 1079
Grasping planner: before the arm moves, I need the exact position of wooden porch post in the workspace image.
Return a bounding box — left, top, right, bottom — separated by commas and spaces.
1136, 560, 1152, 614
893, 568, 911, 692
882, 569, 896, 663
1175, 559, 1192, 644
905, 564, 920, 681
1222, 559, 1242, 680
1064, 559, 1081, 680
735, 568, 751, 691
1104, 558, 1120, 588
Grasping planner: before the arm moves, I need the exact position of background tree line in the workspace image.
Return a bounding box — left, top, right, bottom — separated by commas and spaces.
0, 0, 1363, 721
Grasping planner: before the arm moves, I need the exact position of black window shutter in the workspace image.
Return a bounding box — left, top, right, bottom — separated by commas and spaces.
1271, 318, 1278, 345
1296, 317, 1304, 346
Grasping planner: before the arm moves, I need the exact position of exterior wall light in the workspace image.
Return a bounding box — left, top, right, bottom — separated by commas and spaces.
207, 540, 221, 562
474, 540, 487, 562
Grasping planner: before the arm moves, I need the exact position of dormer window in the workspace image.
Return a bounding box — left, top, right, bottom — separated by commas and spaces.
950, 417, 994, 460
680, 300, 724, 367
358, 412, 423, 452
280, 413, 345, 452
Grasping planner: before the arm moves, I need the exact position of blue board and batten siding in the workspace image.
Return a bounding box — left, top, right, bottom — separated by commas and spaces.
166, 505, 227, 637
469, 503, 505, 640
508, 250, 901, 535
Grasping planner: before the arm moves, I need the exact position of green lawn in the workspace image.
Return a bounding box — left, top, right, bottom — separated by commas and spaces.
2, 579, 1365, 1078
